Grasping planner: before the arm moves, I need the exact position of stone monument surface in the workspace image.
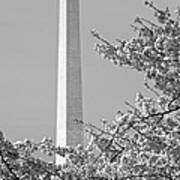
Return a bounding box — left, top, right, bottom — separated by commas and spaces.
56, 0, 83, 151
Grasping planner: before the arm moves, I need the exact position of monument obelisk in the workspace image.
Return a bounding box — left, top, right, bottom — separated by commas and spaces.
56, 0, 83, 161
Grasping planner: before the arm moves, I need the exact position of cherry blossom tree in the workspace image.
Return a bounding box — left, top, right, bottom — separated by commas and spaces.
1, 1, 180, 179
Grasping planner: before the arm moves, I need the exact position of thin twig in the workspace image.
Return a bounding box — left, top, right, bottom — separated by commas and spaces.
144, 81, 160, 96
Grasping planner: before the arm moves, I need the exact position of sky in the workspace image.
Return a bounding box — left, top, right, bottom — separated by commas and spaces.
0, 0, 179, 142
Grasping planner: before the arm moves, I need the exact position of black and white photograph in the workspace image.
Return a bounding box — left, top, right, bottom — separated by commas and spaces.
0, 0, 180, 179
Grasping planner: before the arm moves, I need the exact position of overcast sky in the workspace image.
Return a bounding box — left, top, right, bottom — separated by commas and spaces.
0, 0, 179, 142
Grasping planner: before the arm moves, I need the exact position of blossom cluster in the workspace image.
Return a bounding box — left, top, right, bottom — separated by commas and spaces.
92, 1, 180, 98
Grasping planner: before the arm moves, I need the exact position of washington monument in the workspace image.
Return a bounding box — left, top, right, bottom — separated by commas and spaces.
56, 0, 83, 157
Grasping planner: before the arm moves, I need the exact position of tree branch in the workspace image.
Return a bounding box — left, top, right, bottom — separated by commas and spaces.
0, 151, 19, 180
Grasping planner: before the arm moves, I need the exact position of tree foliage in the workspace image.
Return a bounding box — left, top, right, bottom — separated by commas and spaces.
1, 1, 180, 179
